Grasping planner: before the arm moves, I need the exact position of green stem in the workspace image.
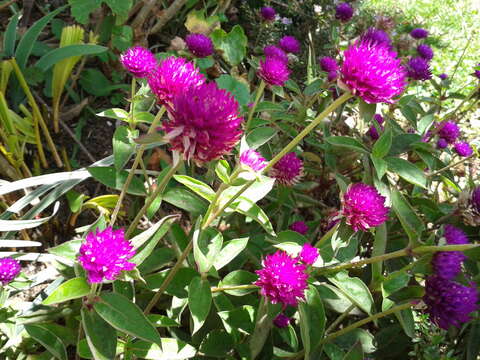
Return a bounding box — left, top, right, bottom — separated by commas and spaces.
427, 153, 476, 177
129, 78, 136, 130
314, 222, 340, 248
246, 80, 266, 131
211, 284, 258, 293
325, 303, 356, 334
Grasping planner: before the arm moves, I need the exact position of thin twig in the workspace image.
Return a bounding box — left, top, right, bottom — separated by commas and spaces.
58, 118, 96, 163
149, 0, 187, 35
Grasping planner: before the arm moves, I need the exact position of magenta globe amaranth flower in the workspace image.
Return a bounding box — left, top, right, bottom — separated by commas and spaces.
454, 142, 473, 157
120, 46, 157, 78
270, 152, 303, 186
341, 183, 389, 232
165, 82, 243, 164
0, 257, 21, 285
367, 114, 384, 140
407, 57, 432, 81
147, 56, 205, 106
260, 6, 276, 21
417, 44, 434, 61
437, 120, 460, 144
240, 149, 267, 172
361, 28, 391, 48
258, 57, 290, 86
424, 275, 478, 330
185, 33, 214, 58
278, 36, 301, 54
254, 250, 308, 307
340, 40, 406, 103
410, 28, 429, 39
328, 71, 338, 82
431, 225, 469, 280
299, 243, 319, 265
319, 56, 338, 72
79, 227, 135, 283
289, 221, 308, 235
335, 2, 354, 22
264, 45, 288, 64
437, 138, 448, 149
439, 73, 448, 80
273, 313, 291, 328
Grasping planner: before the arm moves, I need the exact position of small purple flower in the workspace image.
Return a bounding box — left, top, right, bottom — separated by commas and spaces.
454, 142, 473, 157
260, 6, 276, 21
335, 2, 354, 22
264, 45, 288, 64
341, 183, 390, 232
319, 56, 338, 72
327, 70, 338, 82
431, 225, 469, 280
437, 138, 448, 149
417, 44, 434, 61
473, 64, 480, 79
340, 40, 406, 103
279, 36, 301, 54
185, 33, 214, 58
424, 275, 478, 329
407, 57, 432, 81
299, 243, 319, 265
410, 28, 429, 39
240, 149, 267, 172
274, 313, 291, 328
0, 258, 21, 285
439, 73, 448, 80
437, 120, 460, 144
120, 46, 157, 78
361, 28, 392, 48
367, 114, 384, 140
255, 250, 308, 307
78, 227, 135, 284
258, 57, 290, 86
270, 152, 303, 186
290, 221, 309, 235
165, 82, 243, 164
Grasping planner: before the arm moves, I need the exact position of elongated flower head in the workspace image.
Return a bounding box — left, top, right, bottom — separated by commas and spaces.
335, 2, 354, 22
289, 221, 308, 235
341, 183, 389, 231
454, 142, 473, 157
120, 46, 157, 78
279, 36, 301, 54
0, 258, 21, 285
424, 275, 478, 329
274, 313, 291, 328
407, 57, 432, 81
361, 28, 391, 48
147, 56, 205, 106
185, 33, 214, 58
258, 57, 290, 86
439, 73, 448, 80
240, 149, 267, 172
299, 243, 319, 265
340, 40, 406, 103
264, 45, 288, 64
270, 152, 303, 186
417, 44, 434, 61
260, 6, 276, 21
410, 28, 429, 39
319, 56, 338, 72
79, 227, 135, 283
437, 138, 448, 149
255, 250, 308, 307
165, 82, 243, 164
437, 120, 460, 144
431, 225, 469, 280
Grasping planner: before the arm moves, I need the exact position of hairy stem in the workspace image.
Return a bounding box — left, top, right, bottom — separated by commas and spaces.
246, 80, 266, 131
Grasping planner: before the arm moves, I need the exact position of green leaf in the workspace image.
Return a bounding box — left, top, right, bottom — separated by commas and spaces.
199, 329, 235, 358
25, 324, 67, 360
94, 292, 161, 345
113, 126, 137, 171
417, 114, 434, 135
215, 160, 231, 184
215, 74, 250, 106
372, 128, 392, 159
210, 25, 247, 66
188, 277, 212, 334
163, 188, 208, 215
218, 270, 257, 296
35, 44, 107, 71
4, 13, 21, 58
88, 167, 146, 196
68, 0, 102, 24
81, 308, 117, 360
359, 100, 376, 123
104, 0, 133, 24
390, 189, 424, 243
371, 223, 387, 285
193, 224, 223, 274
147, 315, 180, 327
467, 321, 480, 360
387, 286, 424, 302
97, 108, 129, 121
299, 285, 326, 360
327, 271, 374, 315
343, 342, 363, 360
111, 25, 133, 51
173, 175, 215, 201
370, 155, 388, 180
213, 237, 249, 270
304, 79, 323, 96
80, 69, 113, 96
218, 305, 256, 335
130, 339, 196, 359
326, 136, 369, 154
386, 157, 427, 189
48, 239, 82, 262
43, 277, 90, 305
246, 127, 278, 149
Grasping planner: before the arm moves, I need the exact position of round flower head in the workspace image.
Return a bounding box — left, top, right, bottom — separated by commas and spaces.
290, 221, 308, 235
437, 120, 460, 144
335, 2, 354, 22
274, 313, 291, 328
258, 57, 290, 86
367, 114, 384, 140
431, 225, 469, 280
299, 243, 319, 265
341, 183, 390, 232
164, 82, 243, 164
319, 56, 338, 72
264, 45, 288, 64
454, 142, 473, 157
340, 40, 407, 103
328, 71, 338, 82
240, 149, 267, 172
410, 28, 429, 39
437, 138, 448, 149
147, 56, 205, 106
473, 64, 480, 79
407, 57, 432, 81
120, 46, 157, 78
260, 6, 276, 21
0, 258, 21, 285
424, 275, 478, 329
254, 250, 308, 307
78, 227, 135, 284
185, 33, 214, 58
279, 36, 301, 54
270, 152, 303, 186
361, 28, 392, 48
439, 73, 448, 80
417, 44, 434, 61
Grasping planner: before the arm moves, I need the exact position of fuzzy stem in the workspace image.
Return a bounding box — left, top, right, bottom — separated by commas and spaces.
427, 153, 476, 177
246, 80, 266, 131
211, 284, 258, 293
